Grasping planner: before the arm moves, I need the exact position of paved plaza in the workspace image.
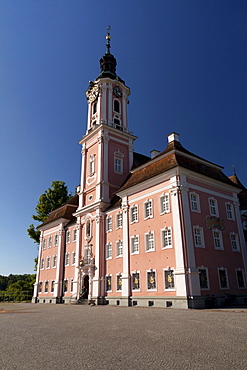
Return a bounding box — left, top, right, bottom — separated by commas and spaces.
0, 303, 246, 370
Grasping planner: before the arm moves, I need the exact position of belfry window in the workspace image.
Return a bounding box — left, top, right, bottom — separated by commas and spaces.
114, 100, 120, 113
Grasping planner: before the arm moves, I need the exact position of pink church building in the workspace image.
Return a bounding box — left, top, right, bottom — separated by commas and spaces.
33, 32, 247, 309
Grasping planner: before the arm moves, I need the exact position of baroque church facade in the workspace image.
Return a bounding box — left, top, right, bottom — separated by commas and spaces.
33, 32, 247, 309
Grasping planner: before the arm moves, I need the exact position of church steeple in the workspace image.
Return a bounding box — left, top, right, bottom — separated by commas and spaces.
98, 26, 124, 82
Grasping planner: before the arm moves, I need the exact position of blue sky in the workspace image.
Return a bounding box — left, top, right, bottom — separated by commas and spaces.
0, 1, 246, 276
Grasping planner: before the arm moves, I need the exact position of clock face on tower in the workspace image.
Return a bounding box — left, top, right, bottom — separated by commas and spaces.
113, 86, 122, 98
87, 84, 99, 102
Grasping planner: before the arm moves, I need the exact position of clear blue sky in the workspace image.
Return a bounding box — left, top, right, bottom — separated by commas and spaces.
0, 1, 246, 276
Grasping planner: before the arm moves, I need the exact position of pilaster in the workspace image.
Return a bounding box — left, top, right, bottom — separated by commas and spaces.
121, 196, 130, 304
54, 224, 65, 298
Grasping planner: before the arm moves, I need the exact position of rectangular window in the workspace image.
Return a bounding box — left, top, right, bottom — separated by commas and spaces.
53, 255, 57, 268
65, 253, 70, 266
114, 158, 123, 173
236, 269, 246, 288
117, 275, 122, 291
160, 194, 170, 214
41, 258, 44, 270
131, 236, 139, 254
45, 281, 49, 293
190, 193, 200, 212
63, 279, 68, 293
164, 270, 175, 290
48, 236, 52, 248
55, 234, 58, 246
131, 206, 138, 223
70, 279, 74, 293
147, 271, 156, 290
66, 231, 70, 244
132, 273, 140, 290
116, 213, 123, 229
213, 230, 223, 250
198, 268, 209, 289
51, 280, 55, 293
72, 251, 76, 265
106, 276, 112, 291
162, 228, 172, 249
46, 257, 51, 269
230, 233, 240, 251
226, 203, 234, 220
193, 227, 204, 248
73, 229, 77, 242
144, 200, 153, 219
116, 240, 123, 257
106, 217, 112, 232
106, 243, 112, 259
38, 282, 42, 293
145, 232, 155, 252
209, 198, 218, 216
42, 239, 46, 250
218, 268, 229, 289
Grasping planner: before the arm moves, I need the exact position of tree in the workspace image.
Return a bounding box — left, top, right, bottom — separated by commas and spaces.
27, 181, 72, 246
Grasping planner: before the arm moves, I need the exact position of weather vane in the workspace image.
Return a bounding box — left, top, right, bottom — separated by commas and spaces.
232, 165, 236, 175
106, 25, 111, 54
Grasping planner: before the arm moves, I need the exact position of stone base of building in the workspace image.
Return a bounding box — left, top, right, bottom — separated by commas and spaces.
130, 296, 189, 309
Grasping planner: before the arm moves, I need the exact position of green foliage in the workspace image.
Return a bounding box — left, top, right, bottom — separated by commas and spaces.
27, 181, 72, 247
0, 274, 36, 301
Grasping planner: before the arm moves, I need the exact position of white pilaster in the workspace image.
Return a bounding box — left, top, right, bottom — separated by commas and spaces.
234, 196, 247, 282
33, 232, 43, 299
92, 210, 102, 298
170, 176, 187, 297
54, 224, 65, 297
79, 145, 86, 209
108, 84, 113, 123
87, 102, 91, 131
73, 220, 82, 298
101, 84, 107, 122
122, 196, 130, 300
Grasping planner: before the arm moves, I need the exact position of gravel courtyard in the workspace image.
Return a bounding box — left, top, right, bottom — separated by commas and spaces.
0, 303, 246, 370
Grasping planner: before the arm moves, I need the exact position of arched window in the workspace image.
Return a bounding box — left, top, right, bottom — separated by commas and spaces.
92, 102, 97, 115
114, 99, 120, 113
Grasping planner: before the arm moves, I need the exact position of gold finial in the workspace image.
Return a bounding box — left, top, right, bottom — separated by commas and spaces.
106, 25, 111, 53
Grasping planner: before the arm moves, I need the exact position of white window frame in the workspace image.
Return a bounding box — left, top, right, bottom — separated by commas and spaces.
145, 231, 155, 252
144, 199, 153, 219
198, 267, 210, 290
147, 270, 157, 291
42, 239, 46, 250
193, 226, 205, 248
63, 279, 68, 293
53, 255, 57, 268
70, 278, 74, 293
218, 268, 229, 290
89, 154, 95, 175
209, 198, 218, 216
106, 243, 112, 260
235, 268, 246, 289
213, 229, 224, 250
190, 192, 201, 213
113, 98, 121, 114
130, 205, 138, 223
72, 251, 76, 265
65, 253, 70, 266
116, 240, 123, 258
41, 258, 45, 270
160, 193, 170, 214
38, 281, 43, 293
106, 216, 112, 232
46, 256, 51, 269
48, 236, 52, 248
116, 212, 123, 229
230, 232, 240, 252
44, 280, 49, 293
132, 271, 141, 292
66, 231, 70, 244
131, 235, 139, 254
225, 202, 235, 221
116, 274, 122, 291
163, 268, 175, 291
73, 229, 77, 242
114, 150, 124, 174
106, 275, 112, 292
161, 227, 172, 249
51, 280, 55, 293
54, 234, 58, 246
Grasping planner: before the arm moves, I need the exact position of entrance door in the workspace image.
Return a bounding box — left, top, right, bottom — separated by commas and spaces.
83, 275, 89, 299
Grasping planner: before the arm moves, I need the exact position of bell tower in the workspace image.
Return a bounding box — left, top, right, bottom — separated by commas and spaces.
77, 27, 137, 211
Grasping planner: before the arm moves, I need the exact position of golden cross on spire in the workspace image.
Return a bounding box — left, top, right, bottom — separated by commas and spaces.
106, 25, 111, 53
